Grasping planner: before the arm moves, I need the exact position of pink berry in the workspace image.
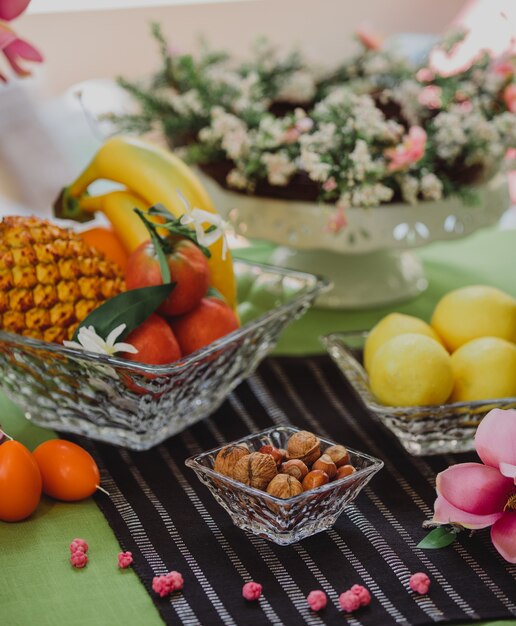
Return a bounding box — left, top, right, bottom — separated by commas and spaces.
242, 581, 262, 601
339, 590, 361, 613
70, 551, 88, 569
165, 571, 184, 591
152, 571, 184, 598
409, 572, 431, 595
350, 584, 371, 606
307, 590, 327, 611
70, 538, 88, 554
118, 551, 133, 569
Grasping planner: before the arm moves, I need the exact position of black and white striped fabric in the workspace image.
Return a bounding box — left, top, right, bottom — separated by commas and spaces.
75, 356, 516, 626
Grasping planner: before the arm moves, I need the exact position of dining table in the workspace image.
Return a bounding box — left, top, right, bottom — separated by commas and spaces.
0, 223, 515, 626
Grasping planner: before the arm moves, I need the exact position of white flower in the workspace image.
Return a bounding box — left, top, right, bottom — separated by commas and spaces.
299, 148, 331, 182
420, 173, 443, 201
261, 152, 297, 185
400, 175, 420, 205
63, 324, 138, 357
178, 193, 229, 260
226, 168, 249, 190
276, 70, 317, 103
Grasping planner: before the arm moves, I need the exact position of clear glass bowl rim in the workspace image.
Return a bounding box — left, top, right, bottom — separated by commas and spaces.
0, 260, 330, 376
321, 330, 516, 412
185, 425, 384, 505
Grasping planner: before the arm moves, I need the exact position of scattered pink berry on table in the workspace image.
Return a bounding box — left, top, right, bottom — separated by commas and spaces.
152, 571, 184, 597
339, 590, 361, 613
69, 538, 88, 554
165, 571, 184, 591
409, 572, 431, 595
307, 590, 327, 611
350, 584, 371, 606
70, 551, 88, 568
242, 581, 262, 601
118, 551, 133, 569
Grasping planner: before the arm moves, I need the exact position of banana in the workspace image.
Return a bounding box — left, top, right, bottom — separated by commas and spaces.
78, 189, 151, 253
57, 136, 236, 308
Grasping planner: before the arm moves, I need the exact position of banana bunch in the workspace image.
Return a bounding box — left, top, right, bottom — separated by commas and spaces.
55, 136, 236, 308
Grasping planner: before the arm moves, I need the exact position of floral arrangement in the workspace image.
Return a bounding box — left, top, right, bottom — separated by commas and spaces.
112, 24, 516, 227
0, 0, 42, 81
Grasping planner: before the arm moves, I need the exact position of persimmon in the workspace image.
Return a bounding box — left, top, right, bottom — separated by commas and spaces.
80, 226, 129, 270
0, 441, 42, 522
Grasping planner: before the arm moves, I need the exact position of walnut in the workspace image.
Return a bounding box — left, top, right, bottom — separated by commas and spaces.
214, 444, 250, 478
287, 430, 320, 466
266, 474, 303, 499
233, 452, 277, 490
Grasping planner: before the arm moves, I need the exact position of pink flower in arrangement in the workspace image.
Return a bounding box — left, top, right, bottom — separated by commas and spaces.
418, 85, 442, 110
503, 83, 516, 114
416, 67, 435, 83
0, 21, 43, 81
492, 59, 514, 79
356, 26, 382, 51
322, 177, 337, 193
282, 127, 300, 144
0, 0, 31, 21
385, 126, 427, 172
433, 408, 516, 564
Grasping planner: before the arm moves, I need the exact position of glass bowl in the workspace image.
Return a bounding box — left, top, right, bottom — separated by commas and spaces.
0, 260, 329, 450
322, 331, 516, 456
185, 425, 383, 545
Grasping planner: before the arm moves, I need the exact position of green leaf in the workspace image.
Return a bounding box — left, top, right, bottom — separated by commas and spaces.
133, 208, 171, 283
417, 527, 457, 550
207, 286, 225, 301
73, 283, 175, 342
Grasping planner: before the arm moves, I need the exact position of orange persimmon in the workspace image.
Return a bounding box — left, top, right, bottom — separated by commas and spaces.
0, 441, 42, 522
80, 226, 129, 270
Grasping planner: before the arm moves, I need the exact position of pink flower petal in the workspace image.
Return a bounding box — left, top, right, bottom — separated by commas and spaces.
436, 463, 514, 516
500, 463, 516, 482
0, 0, 31, 21
0, 22, 16, 49
433, 494, 504, 529
491, 512, 516, 563
475, 409, 516, 470
3, 37, 43, 76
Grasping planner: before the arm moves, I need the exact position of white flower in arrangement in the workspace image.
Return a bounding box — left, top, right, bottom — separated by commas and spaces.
261, 151, 297, 186
362, 54, 391, 76
433, 111, 467, 161
385, 80, 424, 126
180, 205, 230, 260
294, 108, 314, 133
276, 69, 317, 103
222, 126, 250, 160
170, 89, 204, 116
349, 140, 374, 182
299, 149, 331, 183
64, 325, 138, 357
257, 116, 289, 148
400, 175, 420, 205
226, 168, 249, 190
420, 173, 443, 201
351, 183, 393, 207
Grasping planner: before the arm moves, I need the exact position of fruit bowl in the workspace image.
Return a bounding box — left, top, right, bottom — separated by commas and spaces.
185, 426, 383, 545
0, 260, 329, 450
322, 331, 516, 456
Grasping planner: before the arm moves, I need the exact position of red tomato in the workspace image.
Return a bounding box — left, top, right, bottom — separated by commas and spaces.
125, 239, 210, 316
0, 441, 42, 522
33, 440, 100, 502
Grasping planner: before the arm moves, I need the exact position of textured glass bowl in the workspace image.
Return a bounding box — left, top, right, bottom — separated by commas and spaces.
185, 426, 383, 545
322, 331, 516, 456
0, 260, 329, 450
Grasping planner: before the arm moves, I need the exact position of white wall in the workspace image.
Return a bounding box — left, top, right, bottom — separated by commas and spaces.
16, 0, 465, 96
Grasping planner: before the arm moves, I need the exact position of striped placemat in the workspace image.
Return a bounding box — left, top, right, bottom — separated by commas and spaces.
71, 356, 516, 626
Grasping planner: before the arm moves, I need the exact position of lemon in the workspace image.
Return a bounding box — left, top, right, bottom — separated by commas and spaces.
364, 312, 444, 373
450, 337, 516, 402
431, 285, 516, 352
369, 334, 454, 406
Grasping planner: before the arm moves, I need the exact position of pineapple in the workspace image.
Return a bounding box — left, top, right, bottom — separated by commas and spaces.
0, 216, 125, 343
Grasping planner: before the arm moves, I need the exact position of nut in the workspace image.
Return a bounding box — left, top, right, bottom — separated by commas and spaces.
233, 452, 278, 490
324, 444, 350, 468
280, 459, 309, 481
287, 431, 320, 466
214, 444, 250, 478
335, 465, 356, 480
312, 454, 337, 479
266, 474, 303, 499
259, 445, 285, 466
302, 469, 329, 491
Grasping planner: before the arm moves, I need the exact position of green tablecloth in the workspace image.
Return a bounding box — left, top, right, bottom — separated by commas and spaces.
0, 226, 515, 626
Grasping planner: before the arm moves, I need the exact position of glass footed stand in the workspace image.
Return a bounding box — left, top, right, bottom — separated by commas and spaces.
198, 171, 509, 310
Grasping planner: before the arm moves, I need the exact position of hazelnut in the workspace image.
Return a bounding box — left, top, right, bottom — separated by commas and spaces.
233, 452, 277, 490
335, 465, 356, 480
259, 445, 285, 466
312, 454, 337, 479
287, 430, 320, 466
214, 444, 249, 478
280, 459, 309, 481
302, 470, 329, 491
324, 444, 350, 468
266, 474, 303, 499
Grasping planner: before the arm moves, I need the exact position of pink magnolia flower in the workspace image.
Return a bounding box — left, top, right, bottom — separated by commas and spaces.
385, 126, 427, 172
503, 83, 516, 114
0, 21, 43, 81
356, 26, 382, 51
0, 0, 31, 21
433, 408, 516, 563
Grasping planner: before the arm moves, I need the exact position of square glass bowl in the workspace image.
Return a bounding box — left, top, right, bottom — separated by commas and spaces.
322, 331, 516, 456
185, 425, 383, 545
0, 260, 329, 450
